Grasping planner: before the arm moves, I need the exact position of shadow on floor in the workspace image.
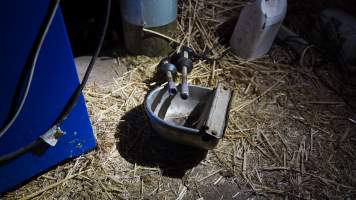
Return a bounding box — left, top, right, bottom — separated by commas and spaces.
115, 105, 208, 178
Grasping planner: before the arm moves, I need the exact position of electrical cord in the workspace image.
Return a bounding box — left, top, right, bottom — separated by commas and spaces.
0, 0, 60, 140
0, 140, 41, 164
0, 0, 111, 164
52, 0, 111, 126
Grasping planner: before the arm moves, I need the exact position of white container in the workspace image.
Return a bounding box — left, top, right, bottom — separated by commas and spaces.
230, 0, 287, 59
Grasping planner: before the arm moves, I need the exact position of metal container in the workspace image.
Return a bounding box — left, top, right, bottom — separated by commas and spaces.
145, 84, 232, 150
120, 0, 177, 28
120, 0, 177, 56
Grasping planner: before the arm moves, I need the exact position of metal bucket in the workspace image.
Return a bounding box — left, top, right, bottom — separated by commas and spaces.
120, 0, 177, 28
120, 0, 177, 56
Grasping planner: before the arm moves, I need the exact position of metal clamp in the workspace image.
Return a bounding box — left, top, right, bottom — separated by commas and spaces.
39, 126, 65, 147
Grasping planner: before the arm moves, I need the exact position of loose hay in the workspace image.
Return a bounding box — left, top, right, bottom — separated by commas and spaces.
4, 0, 356, 199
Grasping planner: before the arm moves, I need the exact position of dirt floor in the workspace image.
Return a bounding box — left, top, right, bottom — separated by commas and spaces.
4, 0, 356, 199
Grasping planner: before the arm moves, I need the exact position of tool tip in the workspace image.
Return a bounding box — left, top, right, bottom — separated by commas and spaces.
181, 93, 189, 100
169, 88, 178, 95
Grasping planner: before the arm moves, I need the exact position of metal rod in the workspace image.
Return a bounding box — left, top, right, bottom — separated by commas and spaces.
166, 71, 177, 95
181, 66, 189, 99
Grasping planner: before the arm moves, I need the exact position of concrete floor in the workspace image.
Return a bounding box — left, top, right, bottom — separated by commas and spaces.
75, 56, 127, 86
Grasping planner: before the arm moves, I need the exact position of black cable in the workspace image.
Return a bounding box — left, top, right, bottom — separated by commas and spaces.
0, 0, 111, 164
53, 0, 111, 126
0, 140, 42, 165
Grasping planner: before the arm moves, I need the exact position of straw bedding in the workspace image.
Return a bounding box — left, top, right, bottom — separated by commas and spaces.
4, 0, 356, 199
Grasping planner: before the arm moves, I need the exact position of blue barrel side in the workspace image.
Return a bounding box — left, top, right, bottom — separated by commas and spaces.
0, 0, 96, 193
